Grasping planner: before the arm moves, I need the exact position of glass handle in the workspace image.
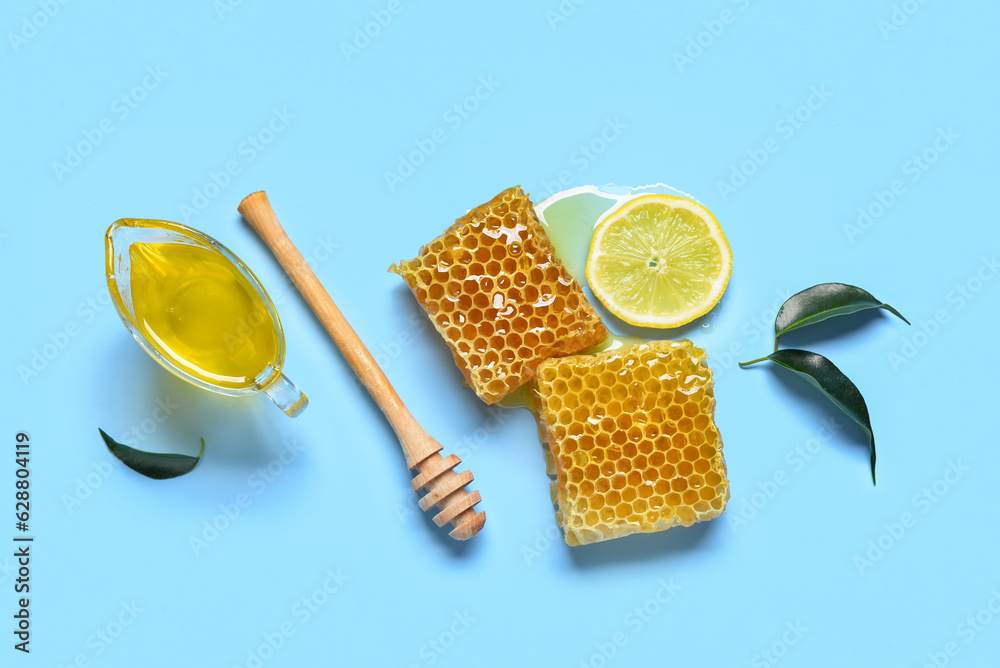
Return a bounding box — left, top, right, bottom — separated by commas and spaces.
263, 373, 308, 417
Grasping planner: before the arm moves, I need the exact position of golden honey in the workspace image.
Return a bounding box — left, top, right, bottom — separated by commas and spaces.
533, 339, 729, 546
390, 186, 607, 404
129, 241, 280, 389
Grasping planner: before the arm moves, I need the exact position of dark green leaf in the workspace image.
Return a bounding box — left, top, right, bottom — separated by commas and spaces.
740, 350, 876, 484
774, 283, 909, 350
99, 428, 204, 480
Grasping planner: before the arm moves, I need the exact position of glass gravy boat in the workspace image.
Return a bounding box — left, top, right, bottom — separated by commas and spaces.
105, 219, 307, 417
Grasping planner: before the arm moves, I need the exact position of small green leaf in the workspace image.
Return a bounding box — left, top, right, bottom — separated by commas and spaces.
774, 283, 909, 350
99, 428, 204, 480
740, 350, 876, 484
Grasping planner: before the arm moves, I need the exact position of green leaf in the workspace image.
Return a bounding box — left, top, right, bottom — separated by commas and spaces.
740, 350, 876, 485
774, 283, 909, 351
99, 428, 204, 480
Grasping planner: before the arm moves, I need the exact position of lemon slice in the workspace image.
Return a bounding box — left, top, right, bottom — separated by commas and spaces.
585, 194, 732, 328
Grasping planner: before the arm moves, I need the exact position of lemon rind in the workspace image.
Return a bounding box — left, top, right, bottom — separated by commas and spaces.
585, 193, 732, 328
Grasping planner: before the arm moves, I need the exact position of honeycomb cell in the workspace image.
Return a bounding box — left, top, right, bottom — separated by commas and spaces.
533, 340, 729, 546
390, 187, 607, 404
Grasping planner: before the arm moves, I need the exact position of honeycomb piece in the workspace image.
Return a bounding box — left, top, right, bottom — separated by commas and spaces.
390, 186, 608, 404
533, 339, 729, 546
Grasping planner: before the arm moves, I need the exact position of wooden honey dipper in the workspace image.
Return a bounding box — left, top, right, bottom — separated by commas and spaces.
238, 191, 485, 540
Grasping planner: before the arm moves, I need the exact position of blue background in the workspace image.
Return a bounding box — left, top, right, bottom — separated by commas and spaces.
3, 1, 999, 666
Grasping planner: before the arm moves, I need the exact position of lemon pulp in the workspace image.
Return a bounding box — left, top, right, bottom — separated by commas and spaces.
585, 194, 732, 328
